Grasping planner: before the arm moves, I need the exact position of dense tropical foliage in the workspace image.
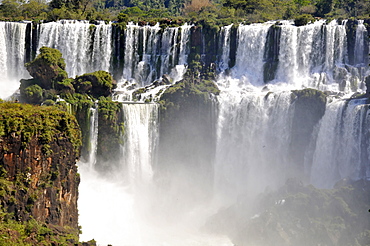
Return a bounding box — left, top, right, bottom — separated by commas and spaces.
0, 0, 368, 23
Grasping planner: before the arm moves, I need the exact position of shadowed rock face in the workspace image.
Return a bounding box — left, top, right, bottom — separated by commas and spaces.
0, 135, 80, 229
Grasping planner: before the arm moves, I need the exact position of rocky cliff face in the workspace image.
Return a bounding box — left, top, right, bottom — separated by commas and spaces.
0, 135, 80, 229
0, 102, 81, 243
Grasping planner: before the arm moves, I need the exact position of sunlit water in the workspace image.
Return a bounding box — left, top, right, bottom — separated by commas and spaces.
1, 19, 369, 245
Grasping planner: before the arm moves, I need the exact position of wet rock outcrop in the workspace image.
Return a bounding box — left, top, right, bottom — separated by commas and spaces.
290, 88, 327, 180
157, 65, 219, 201
25, 46, 68, 90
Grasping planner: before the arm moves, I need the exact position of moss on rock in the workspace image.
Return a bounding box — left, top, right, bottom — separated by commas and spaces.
157, 67, 219, 201
74, 71, 116, 98
0, 102, 81, 153
25, 47, 68, 90
96, 97, 124, 171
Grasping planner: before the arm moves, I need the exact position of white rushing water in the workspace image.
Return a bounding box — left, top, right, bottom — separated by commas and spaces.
37, 20, 112, 77
121, 22, 192, 85
232, 23, 272, 85
214, 88, 294, 201
0, 22, 28, 99
120, 103, 159, 184
213, 19, 370, 199
309, 98, 370, 188
218, 24, 232, 71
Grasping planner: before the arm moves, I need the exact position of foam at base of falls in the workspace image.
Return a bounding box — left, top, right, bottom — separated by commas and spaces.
78, 162, 234, 246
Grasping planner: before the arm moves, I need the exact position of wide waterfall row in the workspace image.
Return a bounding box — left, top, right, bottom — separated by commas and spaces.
0, 19, 368, 100
214, 90, 370, 193
35, 20, 193, 85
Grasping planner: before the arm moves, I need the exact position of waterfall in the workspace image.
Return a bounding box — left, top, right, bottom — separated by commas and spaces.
271, 20, 352, 91
1, 20, 368, 99
0, 22, 28, 99
354, 20, 367, 65
121, 103, 159, 184
120, 23, 191, 85
122, 23, 162, 85
178, 23, 191, 65
218, 24, 232, 71
276, 23, 299, 84
37, 20, 112, 77
160, 27, 179, 75
169, 23, 192, 82
1, 19, 370, 245
309, 98, 370, 188
79, 102, 161, 245
215, 89, 294, 200
88, 105, 99, 167
232, 23, 272, 85
122, 23, 138, 82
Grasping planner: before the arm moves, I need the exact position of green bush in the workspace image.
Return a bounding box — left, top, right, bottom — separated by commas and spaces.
294, 14, 315, 26
24, 84, 43, 105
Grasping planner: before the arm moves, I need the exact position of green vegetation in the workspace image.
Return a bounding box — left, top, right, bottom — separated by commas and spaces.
19, 46, 123, 171
21, 47, 115, 107
0, 215, 80, 245
0, 101, 83, 244
23, 84, 43, 105
0, 102, 82, 153
24, 47, 67, 90
292, 88, 327, 106
0, 168, 82, 245
74, 71, 116, 98
159, 61, 220, 112
0, 0, 368, 24
96, 97, 124, 166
